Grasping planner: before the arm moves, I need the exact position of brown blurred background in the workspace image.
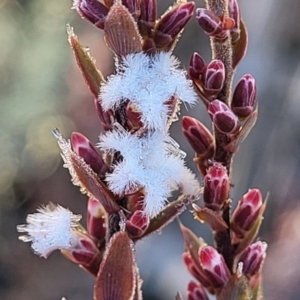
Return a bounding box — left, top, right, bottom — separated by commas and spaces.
1, 0, 300, 299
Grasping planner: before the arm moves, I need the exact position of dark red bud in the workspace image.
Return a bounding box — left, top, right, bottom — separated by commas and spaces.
196, 8, 227, 39
126, 101, 143, 131
203, 162, 229, 210
204, 60, 225, 94
154, 2, 195, 48
122, 0, 141, 19
199, 246, 230, 289
87, 197, 107, 241
231, 74, 256, 118
95, 98, 113, 131
189, 52, 206, 81
231, 189, 263, 237
73, 0, 109, 30
71, 132, 108, 176
239, 241, 267, 278
139, 0, 157, 36
187, 281, 209, 300
208, 100, 240, 134
126, 210, 149, 237
182, 116, 215, 160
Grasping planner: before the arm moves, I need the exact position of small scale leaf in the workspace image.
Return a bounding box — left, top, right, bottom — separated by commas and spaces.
193, 205, 228, 232
94, 232, 136, 300
175, 292, 184, 300
179, 221, 206, 271
137, 194, 194, 240
232, 20, 248, 70
67, 26, 105, 98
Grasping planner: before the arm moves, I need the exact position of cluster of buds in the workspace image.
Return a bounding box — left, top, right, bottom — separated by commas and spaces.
180, 0, 267, 299
17, 0, 268, 299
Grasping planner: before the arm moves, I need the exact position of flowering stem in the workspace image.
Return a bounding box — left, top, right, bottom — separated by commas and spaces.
205, 0, 235, 271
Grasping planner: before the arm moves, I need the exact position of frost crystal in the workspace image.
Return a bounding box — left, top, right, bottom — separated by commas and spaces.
99, 128, 200, 216
17, 204, 81, 258
100, 52, 198, 131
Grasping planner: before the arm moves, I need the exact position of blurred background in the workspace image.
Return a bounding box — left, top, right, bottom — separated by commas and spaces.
1, 0, 300, 299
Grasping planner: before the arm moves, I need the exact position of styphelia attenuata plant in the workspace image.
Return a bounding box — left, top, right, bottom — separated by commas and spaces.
17, 1, 267, 299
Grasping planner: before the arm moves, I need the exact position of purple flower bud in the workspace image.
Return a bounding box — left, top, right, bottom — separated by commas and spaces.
231, 189, 263, 237
182, 116, 215, 160
87, 197, 107, 241
204, 60, 225, 94
73, 0, 109, 30
199, 246, 230, 289
239, 241, 267, 278
228, 0, 241, 43
196, 8, 226, 40
154, 2, 195, 49
122, 0, 141, 19
208, 100, 240, 134
189, 52, 206, 81
203, 162, 229, 210
187, 281, 209, 300
126, 210, 149, 237
71, 132, 108, 177
183, 252, 212, 288
95, 98, 113, 131
61, 231, 102, 276
139, 0, 157, 36
231, 74, 256, 118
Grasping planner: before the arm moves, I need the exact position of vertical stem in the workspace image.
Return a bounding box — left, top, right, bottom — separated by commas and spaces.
205, 0, 234, 271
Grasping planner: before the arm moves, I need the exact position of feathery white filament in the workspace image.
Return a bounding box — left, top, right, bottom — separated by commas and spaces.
17, 204, 81, 258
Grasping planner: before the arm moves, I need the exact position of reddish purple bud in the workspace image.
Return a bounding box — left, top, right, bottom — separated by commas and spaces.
204, 60, 225, 94
87, 197, 107, 241
196, 8, 226, 40
182, 116, 215, 160
228, 0, 241, 43
71, 132, 108, 177
122, 0, 141, 19
208, 100, 240, 134
187, 281, 209, 300
61, 231, 102, 276
231, 189, 263, 237
73, 0, 109, 30
203, 162, 229, 210
183, 252, 212, 288
199, 246, 230, 289
95, 98, 113, 131
154, 2, 195, 49
231, 74, 256, 118
239, 241, 267, 278
126, 210, 149, 237
189, 52, 206, 81
139, 0, 157, 36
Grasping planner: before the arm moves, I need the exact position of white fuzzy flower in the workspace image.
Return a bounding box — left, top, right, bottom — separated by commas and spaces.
99, 128, 200, 216
17, 204, 81, 258
100, 52, 197, 131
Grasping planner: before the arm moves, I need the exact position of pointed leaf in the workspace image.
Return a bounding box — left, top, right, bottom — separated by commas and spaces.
53, 129, 120, 214
232, 20, 248, 70
104, 2, 142, 56
137, 194, 194, 240
179, 221, 206, 271
94, 232, 136, 300
225, 108, 258, 153
175, 292, 184, 300
67, 26, 105, 98
193, 205, 228, 232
